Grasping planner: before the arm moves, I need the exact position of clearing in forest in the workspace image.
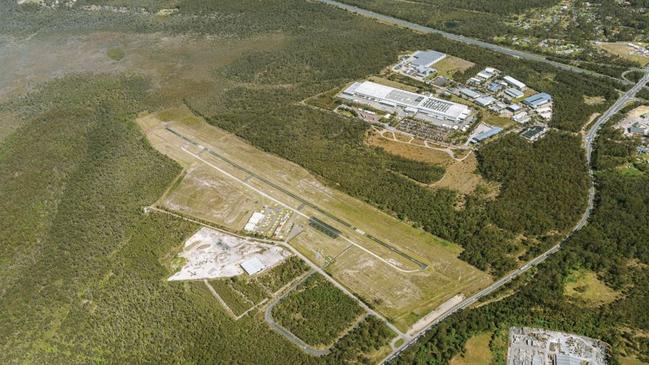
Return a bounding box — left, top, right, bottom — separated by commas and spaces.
564, 269, 622, 306
138, 106, 492, 331
449, 332, 493, 365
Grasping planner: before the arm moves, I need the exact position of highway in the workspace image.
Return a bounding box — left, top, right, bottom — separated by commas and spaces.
381, 68, 649, 364
318, 0, 629, 84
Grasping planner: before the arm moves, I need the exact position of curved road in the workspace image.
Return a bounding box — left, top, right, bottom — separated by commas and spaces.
380, 69, 649, 364
264, 271, 331, 357
318, 0, 629, 85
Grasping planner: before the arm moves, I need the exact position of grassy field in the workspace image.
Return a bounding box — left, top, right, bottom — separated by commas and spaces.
138, 107, 492, 330
432, 153, 497, 196
160, 164, 272, 231
599, 42, 649, 66
448, 332, 493, 365
621, 356, 649, 365
433, 55, 476, 79
564, 269, 622, 306
366, 131, 454, 166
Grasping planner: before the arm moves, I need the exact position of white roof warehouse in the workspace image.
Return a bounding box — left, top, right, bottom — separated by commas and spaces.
340, 81, 471, 124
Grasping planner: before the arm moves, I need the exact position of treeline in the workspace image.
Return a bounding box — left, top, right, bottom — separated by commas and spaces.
391, 121, 649, 364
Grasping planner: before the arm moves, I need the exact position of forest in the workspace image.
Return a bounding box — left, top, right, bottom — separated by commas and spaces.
273, 275, 365, 347
0, 74, 395, 364
392, 120, 649, 364
0, 1, 645, 363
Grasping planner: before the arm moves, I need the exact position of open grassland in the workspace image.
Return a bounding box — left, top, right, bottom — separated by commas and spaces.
328, 248, 490, 330
449, 332, 493, 365
564, 269, 622, 306
138, 107, 492, 330
160, 164, 271, 231
599, 42, 649, 66
0, 31, 284, 108
273, 274, 365, 347
366, 130, 454, 165
432, 55, 476, 78
621, 356, 649, 365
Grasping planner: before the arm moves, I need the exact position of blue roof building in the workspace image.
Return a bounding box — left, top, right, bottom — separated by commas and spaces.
523, 92, 552, 108
487, 82, 503, 92
471, 126, 503, 143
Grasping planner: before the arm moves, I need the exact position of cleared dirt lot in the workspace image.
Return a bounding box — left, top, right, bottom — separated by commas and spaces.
366, 131, 492, 195
138, 107, 492, 331
161, 164, 271, 231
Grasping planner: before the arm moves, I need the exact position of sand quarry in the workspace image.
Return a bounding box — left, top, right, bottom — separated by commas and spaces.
168, 227, 291, 281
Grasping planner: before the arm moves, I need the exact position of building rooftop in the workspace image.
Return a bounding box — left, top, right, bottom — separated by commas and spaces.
241, 257, 266, 276
471, 126, 503, 142
476, 96, 495, 106
460, 88, 481, 99
503, 75, 527, 90
524, 92, 552, 107
505, 88, 525, 98
409, 50, 446, 67
342, 81, 470, 121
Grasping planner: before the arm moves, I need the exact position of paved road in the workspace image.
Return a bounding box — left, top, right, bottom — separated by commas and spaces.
381, 68, 649, 364
263, 271, 331, 357
317, 0, 629, 85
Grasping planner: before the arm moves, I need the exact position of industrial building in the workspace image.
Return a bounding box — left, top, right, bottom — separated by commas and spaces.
505, 88, 525, 99
241, 257, 266, 276
470, 125, 503, 143
393, 50, 447, 81
521, 126, 548, 142
475, 96, 495, 107
523, 93, 552, 108
408, 50, 446, 67
460, 87, 481, 100
339, 81, 472, 129
503, 75, 527, 91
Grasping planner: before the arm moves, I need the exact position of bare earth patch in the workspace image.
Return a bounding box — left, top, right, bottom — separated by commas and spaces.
584, 95, 605, 105
169, 227, 291, 281
433, 55, 475, 78
366, 131, 453, 166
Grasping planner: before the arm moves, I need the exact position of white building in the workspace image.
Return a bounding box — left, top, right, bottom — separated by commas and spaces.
244, 212, 265, 232
503, 75, 527, 91
340, 81, 472, 128
241, 257, 266, 275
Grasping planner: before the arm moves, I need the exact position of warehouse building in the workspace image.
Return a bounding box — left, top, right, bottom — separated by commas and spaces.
339, 81, 472, 129
393, 50, 447, 81
503, 75, 527, 91
408, 50, 447, 67
504, 88, 525, 99
470, 126, 503, 143
523, 92, 552, 108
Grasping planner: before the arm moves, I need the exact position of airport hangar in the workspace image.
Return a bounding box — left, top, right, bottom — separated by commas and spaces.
340, 81, 472, 130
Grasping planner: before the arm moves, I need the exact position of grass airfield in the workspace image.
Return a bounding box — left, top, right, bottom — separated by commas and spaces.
138, 106, 492, 330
